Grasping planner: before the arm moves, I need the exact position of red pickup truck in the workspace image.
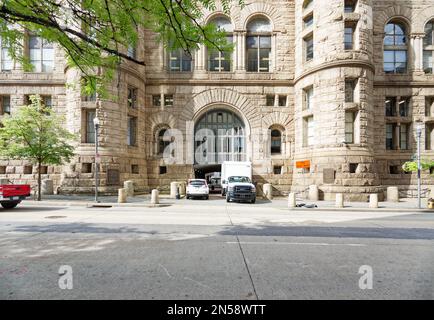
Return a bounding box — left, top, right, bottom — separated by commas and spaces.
0, 184, 31, 209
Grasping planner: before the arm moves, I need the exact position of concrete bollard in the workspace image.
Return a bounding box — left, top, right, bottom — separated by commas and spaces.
118, 188, 127, 203
124, 180, 134, 197
309, 185, 319, 201
178, 182, 186, 196
263, 183, 273, 200
151, 189, 159, 204
335, 193, 344, 208
288, 192, 296, 208
386, 186, 399, 202
42, 179, 54, 195
170, 182, 179, 199
369, 194, 378, 208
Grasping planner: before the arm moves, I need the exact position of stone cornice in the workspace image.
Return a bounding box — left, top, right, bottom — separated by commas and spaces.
145, 79, 293, 87
0, 79, 65, 86
294, 60, 376, 84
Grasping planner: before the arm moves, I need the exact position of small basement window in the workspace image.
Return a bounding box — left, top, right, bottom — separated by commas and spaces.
159, 166, 167, 175
23, 165, 33, 174
82, 163, 92, 173
389, 166, 400, 174
131, 164, 139, 174
0, 166, 6, 174
273, 166, 283, 174
349, 163, 358, 173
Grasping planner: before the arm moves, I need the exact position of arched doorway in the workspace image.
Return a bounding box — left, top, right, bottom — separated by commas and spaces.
194, 108, 246, 178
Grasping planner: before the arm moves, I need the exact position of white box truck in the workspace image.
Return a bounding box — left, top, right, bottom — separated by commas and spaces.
221, 161, 256, 203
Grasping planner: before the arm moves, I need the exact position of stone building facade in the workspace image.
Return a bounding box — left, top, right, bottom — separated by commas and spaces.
1, 0, 434, 200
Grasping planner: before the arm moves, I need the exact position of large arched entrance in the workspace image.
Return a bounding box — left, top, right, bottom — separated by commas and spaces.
193, 108, 246, 179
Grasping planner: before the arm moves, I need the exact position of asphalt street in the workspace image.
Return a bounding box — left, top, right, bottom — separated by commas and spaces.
1, 199, 433, 299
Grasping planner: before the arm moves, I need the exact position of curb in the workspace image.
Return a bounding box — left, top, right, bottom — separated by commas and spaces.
18, 201, 434, 213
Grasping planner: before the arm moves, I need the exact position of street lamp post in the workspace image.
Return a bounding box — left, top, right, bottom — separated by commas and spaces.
93, 117, 100, 203
416, 122, 423, 209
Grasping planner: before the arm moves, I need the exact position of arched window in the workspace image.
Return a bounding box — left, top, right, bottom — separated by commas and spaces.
270, 129, 282, 154
246, 17, 272, 72
208, 17, 233, 72
158, 128, 171, 155
383, 21, 408, 74
424, 20, 434, 73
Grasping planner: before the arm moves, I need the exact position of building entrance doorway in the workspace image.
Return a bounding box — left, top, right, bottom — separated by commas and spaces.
194, 108, 246, 166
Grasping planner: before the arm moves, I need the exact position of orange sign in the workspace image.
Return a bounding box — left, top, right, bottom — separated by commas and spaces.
296, 160, 311, 169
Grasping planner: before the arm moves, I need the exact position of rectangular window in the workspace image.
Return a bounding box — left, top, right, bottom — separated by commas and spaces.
344, 24, 355, 50
424, 50, 433, 74
82, 163, 92, 173
304, 35, 314, 61
152, 95, 161, 107
29, 35, 54, 72
247, 35, 271, 72
386, 123, 395, 150
398, 97, 410, 117
389, 165, 400, 174
303, 14, 313, 29
208, 36, 232, 72
266, 95, 275, 106
159, 166, 167, 175
303, 116, 314, 146
384, 50, 407, 74
345, 111, 355, 144
128, 87, 138, 109
303, 86, 313, 110
273, 166, 283, 175
385, 97, 397, 116
344, 0, 357, 13
164, 95, 174, 107
426, 124, 433, 150
127, 45, 136, 59
42, 96, 52, 108
399, 123, 408, 150
0, 37, 12, 71
426, 97, 434, 117
1, 95, 11, 114
127, 116, 137, 146
131, 164, 139, 174
169, 49, 192, 72
85, 110, 96, 143
345, 79, 356, 103
278, 95, 287, 107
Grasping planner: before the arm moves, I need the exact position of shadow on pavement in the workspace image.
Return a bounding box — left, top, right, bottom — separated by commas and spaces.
0, 207, 67, 212
218, 225, 434, 240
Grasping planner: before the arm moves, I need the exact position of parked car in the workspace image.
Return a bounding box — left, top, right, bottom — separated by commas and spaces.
186, 179, 209, 200
0, 184, 31, 209
226, 176, 256, 203
209, 177, 222, 193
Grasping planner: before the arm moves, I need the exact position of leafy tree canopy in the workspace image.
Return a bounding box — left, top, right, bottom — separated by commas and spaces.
0, 0, 244, 95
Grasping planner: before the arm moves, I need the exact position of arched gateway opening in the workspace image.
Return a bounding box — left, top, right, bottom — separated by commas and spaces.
193, 108, 246, 180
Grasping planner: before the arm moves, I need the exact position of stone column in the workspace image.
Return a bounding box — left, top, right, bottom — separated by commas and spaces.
239, 32, 246, 71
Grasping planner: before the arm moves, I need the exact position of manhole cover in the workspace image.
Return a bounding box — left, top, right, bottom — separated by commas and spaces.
45, 216, 67, 219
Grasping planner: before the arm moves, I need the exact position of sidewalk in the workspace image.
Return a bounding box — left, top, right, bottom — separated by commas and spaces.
18, 194, 434, 212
